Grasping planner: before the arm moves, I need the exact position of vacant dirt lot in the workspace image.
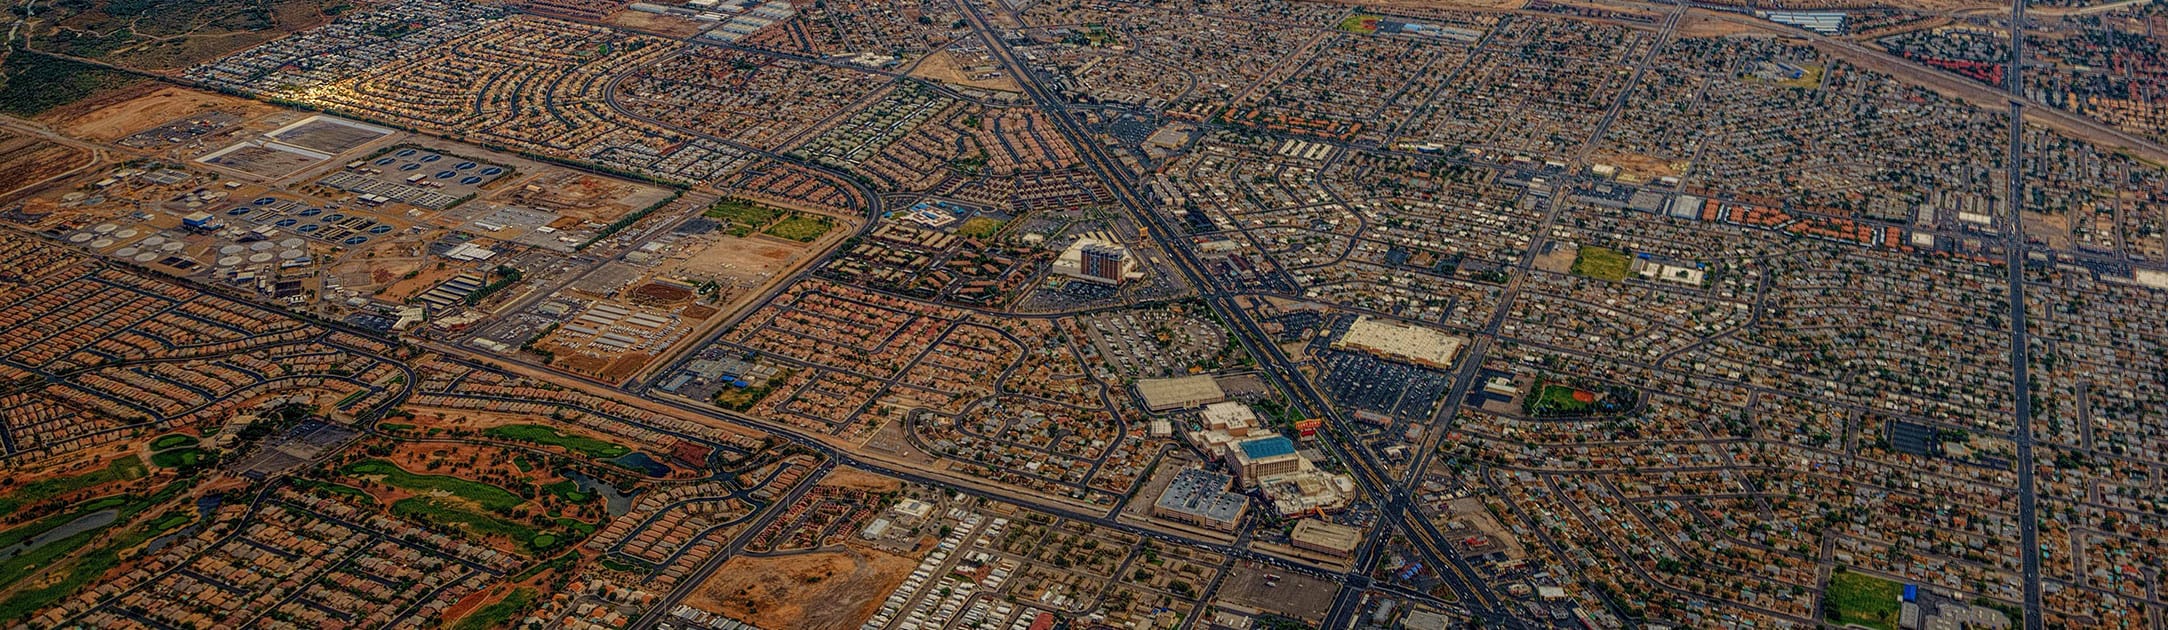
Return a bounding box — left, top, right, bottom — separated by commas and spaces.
818, 468, 903, 493
1532, 243, 1579, 275
374, 264, 464, 302
56, 86, 276, 141
685, 546, 919, 630
0, 132, 92, 198
1674, 12, 1788, 37
909, 50, 1022, 93
658, 233, 806, 286
608, 10, 710, 37
1589, 149, 1685, 181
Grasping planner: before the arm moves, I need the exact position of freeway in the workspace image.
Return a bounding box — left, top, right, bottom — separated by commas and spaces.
2002, 0, 2045, 627
1694, 9, 2168, 165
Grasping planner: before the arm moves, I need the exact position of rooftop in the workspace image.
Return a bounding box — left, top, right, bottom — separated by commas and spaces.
1135, 374, 1227, 410
1332, 315, 1467, 368
1154, 468, 1247, 524
1290, 518, 1363, 553
1238, 436, 1296, 460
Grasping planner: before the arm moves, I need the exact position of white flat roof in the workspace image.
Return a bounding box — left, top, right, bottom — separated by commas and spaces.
1333, 316, 1466, 368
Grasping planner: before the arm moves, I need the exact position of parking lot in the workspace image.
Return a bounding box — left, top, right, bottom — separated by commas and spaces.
1319, 350, 1453, 424
1075, 307, 1233, 378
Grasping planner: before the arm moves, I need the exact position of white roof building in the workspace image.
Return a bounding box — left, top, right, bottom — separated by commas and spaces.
1331, 316, 1467, 369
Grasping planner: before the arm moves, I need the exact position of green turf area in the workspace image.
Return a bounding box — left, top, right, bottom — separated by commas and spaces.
955, 216, 1007, 239
0, 53, 145, 118
1825, 570, 1904, 630
342, 459, 523, 511
1535, 385, 1594, 413
392, 497, 539, 547
556, 518, 596, 536
1570, 246, 1632, 282
292, 479, 376, 505
764, 213, 834, 242
713, 379, 782, 411
703, 198, 783, 237
1338, 13, 1381, 33
145, 512, 192, 532
0, 515, 174, 623
484, 424, 632, 459
148, 434, 199, 450
511, 551, 579, 581
451, 588, 535, 630
542, 480, 594, 503
0, 482, 191, 622
1779, 64, 1825, 89
0, 456, 148, 519
0, 497, 127, 560
149, 448, 207, 469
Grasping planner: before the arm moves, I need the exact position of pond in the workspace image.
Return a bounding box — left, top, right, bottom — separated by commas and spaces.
610, 452, 671, 477
561, 469, 635, 516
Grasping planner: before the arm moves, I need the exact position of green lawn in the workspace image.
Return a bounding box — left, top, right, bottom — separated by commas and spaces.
0, 484, 190, 623
764, 213, 834, 242
0, 456, 148, 519
1536, 385, 1595, 414
1338, 13, 1381, 33
1780, 64, 1826, 89
342, 459, 524, 511
713, 381, 780, 411
956, 216, 1007, 239
704, 198, 783, 236
391, 497, 539, 547
0, 497, 126, 565
149, 448, 207, 469
542, 480, 594, 503
1825, 570, 1904, 630
452, 588, 535, 630
1570, 246, 1633, 282
292, 478, 376, 504
556, 517, 596, 536
0, 517, 172, 623
484, 424, 631, 459
149, 434, 199, 450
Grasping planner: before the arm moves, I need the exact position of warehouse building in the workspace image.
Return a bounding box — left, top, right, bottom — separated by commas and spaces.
1135, 375, 1226, 411
1331, 315, 1467, 369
